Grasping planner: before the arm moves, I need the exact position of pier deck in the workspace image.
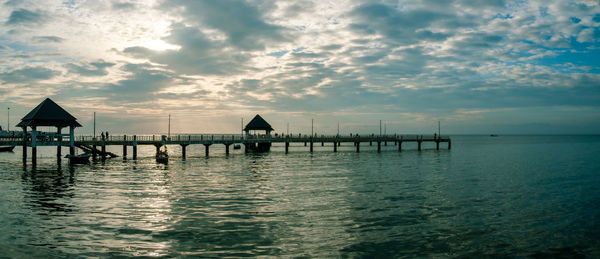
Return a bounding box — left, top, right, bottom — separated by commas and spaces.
1, 134, 451, 165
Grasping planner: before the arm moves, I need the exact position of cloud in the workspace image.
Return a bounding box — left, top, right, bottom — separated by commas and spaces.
122, 24, 252, 75
111, 1, 136, 10
163, 0, 291, 50
66, 60, 115, 76
0, 66, 60, 84
32, 36, 64, 43
5, 9, 45, 25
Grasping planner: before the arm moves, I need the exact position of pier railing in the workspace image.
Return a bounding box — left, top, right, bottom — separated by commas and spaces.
2, 133, 450, 146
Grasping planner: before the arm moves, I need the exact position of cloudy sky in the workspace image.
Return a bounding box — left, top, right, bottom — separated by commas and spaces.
0, 0, 599, 135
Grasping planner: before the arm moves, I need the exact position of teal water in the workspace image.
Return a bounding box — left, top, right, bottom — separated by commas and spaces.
0, 135, 599, 257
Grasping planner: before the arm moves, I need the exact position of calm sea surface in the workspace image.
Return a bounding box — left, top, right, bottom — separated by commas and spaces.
1, 135, 599, 257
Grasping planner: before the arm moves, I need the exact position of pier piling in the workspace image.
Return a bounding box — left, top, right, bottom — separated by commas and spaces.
133, 135, 137, 160
122, 135, 127, 160
181, 144, 188, 160
204, 144, 211, 157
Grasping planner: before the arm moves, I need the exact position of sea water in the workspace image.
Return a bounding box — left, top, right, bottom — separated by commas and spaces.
0, 135, 599, 257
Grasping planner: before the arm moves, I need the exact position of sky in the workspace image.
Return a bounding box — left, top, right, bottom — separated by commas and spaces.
0, 0, 599, 135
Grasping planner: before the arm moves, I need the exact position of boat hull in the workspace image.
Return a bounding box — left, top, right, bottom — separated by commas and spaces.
65, 153, 91, 164
0, 146, 15, 152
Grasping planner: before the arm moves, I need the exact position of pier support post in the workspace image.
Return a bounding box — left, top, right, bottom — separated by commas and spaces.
418, 140, 422, 151
385, 141, 387, 146
355, 142, 360, 153
304, 142, 307, 146
333, 142, 337, 152
377, 141, 381, 153
204, 144, 211, 157
22, 126, 27, 164
285, 142, 289, 154
102, 142, 106, 160
310, 139, 313, 152
321, 141, 324, 146
31, 126, 37, 166
448, 139, 451, 150
57, 127, 62, 159
225, 144, 231, 155
436, 140, 440, 150
122, 135, 127, 160
244, 143, 249, 153
181, 144, 188, 160
132, 135, 137, 160
370, 140, 372, 146
398, 141, 402, 152
69, 126, 75, 155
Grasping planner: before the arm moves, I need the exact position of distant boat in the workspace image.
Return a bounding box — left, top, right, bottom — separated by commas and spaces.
65, 153, 91, 164
490, 134, 499, 137
0, 146, 15, 152
156, 146, 168, 164
233, 144, 241, 150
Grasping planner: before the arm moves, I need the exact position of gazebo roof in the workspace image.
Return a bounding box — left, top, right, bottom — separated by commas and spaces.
16, 98, 82, 127
244, 114, 273, 131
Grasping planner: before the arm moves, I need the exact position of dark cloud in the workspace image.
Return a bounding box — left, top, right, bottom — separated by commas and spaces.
163, 0, 291, 50
112, 1, 136, 10
66, 60, 115, 76
93, 63, 182, 103
350, 4, 453, 45
5, 9, 45, 25
32, 36, 64, 43
123, 25, 251, 75
0, 66, 60, 84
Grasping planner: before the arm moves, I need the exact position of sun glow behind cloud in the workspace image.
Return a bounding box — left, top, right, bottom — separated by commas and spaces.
138, 40, 181, 51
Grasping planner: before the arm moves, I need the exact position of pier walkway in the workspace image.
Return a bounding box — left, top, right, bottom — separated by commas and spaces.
1, 134, 451, 161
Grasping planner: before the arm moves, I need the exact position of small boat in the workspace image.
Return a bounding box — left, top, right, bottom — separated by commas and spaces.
490, 134, 499, 137
65, 153, 91, 164
233, 144, 241, 150
0, 146, 15, 152
156, 146, 168, 164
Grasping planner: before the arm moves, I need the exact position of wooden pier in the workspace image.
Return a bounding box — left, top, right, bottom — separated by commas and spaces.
1, 133, 451, 164
1, 98, 451, 167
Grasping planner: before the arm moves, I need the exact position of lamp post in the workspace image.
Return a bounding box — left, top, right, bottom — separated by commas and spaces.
7, 107, 9, 131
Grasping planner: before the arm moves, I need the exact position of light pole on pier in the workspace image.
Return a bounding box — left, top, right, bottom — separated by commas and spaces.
93, 112, 96, 138
7, 107, 9, 131
168, 114, 171, 139
379, 120, 382, 137
311, 119, 314, 137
